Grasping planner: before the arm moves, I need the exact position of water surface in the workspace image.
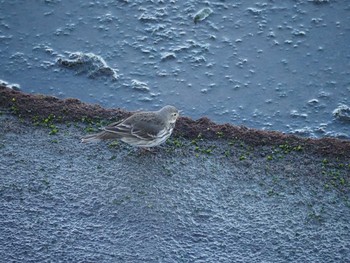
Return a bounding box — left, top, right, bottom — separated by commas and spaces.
0, 0, 349, 138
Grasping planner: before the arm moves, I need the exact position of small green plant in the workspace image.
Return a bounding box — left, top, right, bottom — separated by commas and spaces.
216, 131, 224, 138
321, 158, 349, 191
278, 143, 303, 154
294, 145, 303, 151
172, 138, 183, 148
108, 140, 119, 148
10, 98, 19, 115
31, 113, 60, 135
84, 126, 97, 133
32, 115, 40, 126
202, 148, 212, 154
81, 116, 94, 124
239, 155, 246, 161
49, 124, 58, 135
191, 133, 203, 146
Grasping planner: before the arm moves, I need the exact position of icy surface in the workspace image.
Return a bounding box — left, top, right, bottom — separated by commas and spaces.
333, 104, 350, 122
0, 1, 349, 138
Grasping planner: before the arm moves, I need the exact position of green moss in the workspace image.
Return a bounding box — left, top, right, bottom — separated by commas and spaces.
321, 159, 349, 191
216, 131, 224, 138
108, 140, 119, 148
239, 155, 246, 161
31, 113, 60, 135
191, 133, 203, 146
49, 124, 58, 135
84, 126, 97, 133
294, 145, 303, 151
172, 138, 184, 148
10, 105, 19, 114
203, 148, 212, 154
277, 143, 304, 154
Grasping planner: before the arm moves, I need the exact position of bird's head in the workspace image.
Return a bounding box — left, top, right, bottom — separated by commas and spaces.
159, 105, 180, 124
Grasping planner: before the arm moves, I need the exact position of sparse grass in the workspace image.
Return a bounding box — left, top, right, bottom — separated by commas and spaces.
171, 138, 184, 148
191, 133, 203, 146
224, 150, 231, 157
216, 131, 224, 138
79, 116, 111, 138
166, 133, 219, 157
321, 158, 350, 191
194, 144, 216, 155
49, 124, 58, 135
10, 98, 20, 115
31, 113, 60, 135
278, 143, 303, 154
84, 126, 97, 133
108, 140, 119, 148
81, 116, 107, 128
264, 143, 304, 161
239, 154, 246, 161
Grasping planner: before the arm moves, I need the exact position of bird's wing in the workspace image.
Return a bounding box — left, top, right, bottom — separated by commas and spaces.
104, 119, 161, 141
104, 121, 132, 135
105, 119, 124, 127
130, 120, 162, 140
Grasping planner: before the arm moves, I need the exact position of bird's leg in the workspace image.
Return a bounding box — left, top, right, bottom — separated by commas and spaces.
139, 147, 156, 154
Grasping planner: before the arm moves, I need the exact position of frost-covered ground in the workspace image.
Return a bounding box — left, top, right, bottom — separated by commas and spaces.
0, 114, 349, 262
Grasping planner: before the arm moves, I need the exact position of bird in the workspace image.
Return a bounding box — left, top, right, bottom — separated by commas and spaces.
81, 105, 180, 148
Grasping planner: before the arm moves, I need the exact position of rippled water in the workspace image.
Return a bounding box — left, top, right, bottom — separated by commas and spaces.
0, 0, 349, 138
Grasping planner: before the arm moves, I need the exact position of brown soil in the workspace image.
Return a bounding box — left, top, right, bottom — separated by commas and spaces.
1, 85, 349, 159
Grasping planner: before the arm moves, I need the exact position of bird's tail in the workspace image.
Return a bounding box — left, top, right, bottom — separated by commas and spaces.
81, 131, 120, 143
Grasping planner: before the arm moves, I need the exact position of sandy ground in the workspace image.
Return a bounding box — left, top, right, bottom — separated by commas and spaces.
1, 109, 350, 262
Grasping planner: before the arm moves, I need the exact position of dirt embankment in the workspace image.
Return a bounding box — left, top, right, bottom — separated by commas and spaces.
1, 85, 349, 159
